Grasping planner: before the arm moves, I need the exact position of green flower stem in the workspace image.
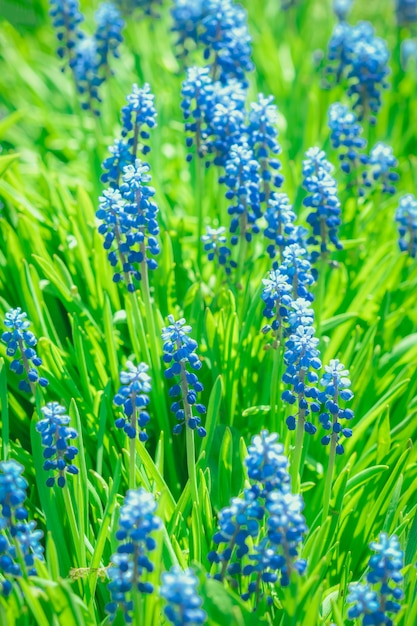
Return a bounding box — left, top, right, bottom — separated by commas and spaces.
195, 155, 204, 272
290, 415, 305, 493
270, 331, 284, 436
139, 258, 179, 488
322, 438, 337, 524
316, 254, 328, 337
62, 483, 86, 569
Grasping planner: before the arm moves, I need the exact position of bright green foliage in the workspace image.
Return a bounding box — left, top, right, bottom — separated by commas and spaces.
0, 0, 416, 625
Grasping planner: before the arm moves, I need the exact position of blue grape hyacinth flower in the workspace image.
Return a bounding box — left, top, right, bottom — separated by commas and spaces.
245, 431, 291, 496
114, 361, 151, 441
94, 2, 125, 74
171, 0, 205, 58
282, 325, 322, 435
318, 359, 354, 454
49, 0, 84, 66
263, 192, 305, 261
2, 307, 49, 394
328, 103, 368, 178
162, 316, 206, 437
106, 488, 161, 623
72, 37, 103, 114
161, 566, 207, 626
395, 194, 417, 257
332, 0, 353, 21
279, 244, 316, 301
121, 83, 157, 158
0, 461, 44, 596
101, 138, 134, 187
348, 533, 403, 625
302, 147, 343, 259
364, 143, 399, 195
261, 268, 292, 343
221, 143, 262, 245
201, 225, 236, 274
247, 94, 283, 200
36, 402, 79, 488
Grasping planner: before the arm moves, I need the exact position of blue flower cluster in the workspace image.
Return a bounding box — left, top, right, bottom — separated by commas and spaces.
0, 461, 44, 597
209, 432, 307, 603
247, 94, 284, 201
161, 316, 206, 437
114, 0, 162, 18
35, 402, 79, 488
395, 194, 417, 257
221, 144, 262, 245
395, 0, 417, 26
318, 359, 354, 454
261, 269, 292, 342
114, 361, 151, 441
201, 226, 236, 274
97, 159, 160, 291
264, 192, 308, 261
49, 0, 84, 64
364, 143, 399, 195
328, 103, 368, 175
325, 22, 390, 123
280, 244, 316, 301
49, 1, 124, 113
106, 488, 161, 623
2, 307, 49, 394
161, 566, 207, 626
348, 533, 403, 625
171, 0, 253, 84
302, 147, 343, 259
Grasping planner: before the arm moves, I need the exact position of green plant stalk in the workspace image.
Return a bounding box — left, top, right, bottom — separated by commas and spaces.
140, 257, 178, 486
62, 484, 86, 570
195, 155, 204, 272
322, 440, 337, 524
128, 290, 151, 364
180, 364, 201, 562
316, 253, 328, 337
270, 330, 284, 436
290, 416, 305, 493
129, 436, 137, 490
236, 213, 248, 288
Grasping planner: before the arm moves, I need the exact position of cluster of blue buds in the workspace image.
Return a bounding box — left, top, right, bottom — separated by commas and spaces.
325, 22, 390, 123
0, 461, 44, 597
49, 0, 84, 64
181, 68, 247, 166
261, 269, 292, 343
279, 244, 316, 302
2, 307, 49, 394
197, 0, 253, 84
94, 3, 124, 73
395, 194, 417, 257
106, 488, 161, 623
161, 566, 207, 626
35, 402, 79, 488
114, 361, 151, 441
201, 225, 236, 274
328, 103, 368, 177
171, 0, 205, 58
318, 359, 354, 454
332, 0, 353, 22
121, 83, 157, 157
264, 192, 308, 261
161, 316, 206, 437
101, 83, 157, 186
97, 159, 160, 291
348, 533, 403, 625
395, 0, 417, 26
221, 144, 262, 245
364, 143, 399, 195
401, 38, 417, 70
247, 94, 283, 201
282, 323, 321, 435
49, 1, 125, 114
302, 147, 343, 259
209, 432, 307, 603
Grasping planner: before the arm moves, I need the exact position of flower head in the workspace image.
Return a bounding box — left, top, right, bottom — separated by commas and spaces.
94, 3, 124, 72
328, 103, 368, 178
364, 143, 399, 195
121, 83, 157, 157
395, 0, 417, 26
114, 361, 151, 441
49, 0, 84, 65
36, 402, 79, 487
201, 225, 235, 274
318, 359, 354, 454
395, 194, 417, 257
161, 566, 207, 626
2, 307, 49, 393
162, 316, 206, 436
